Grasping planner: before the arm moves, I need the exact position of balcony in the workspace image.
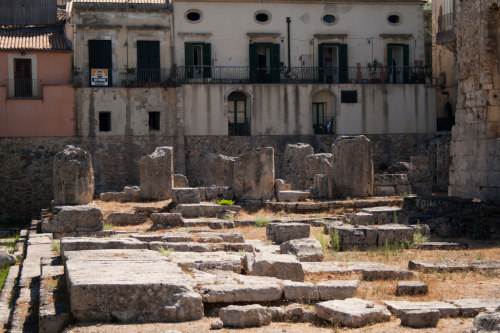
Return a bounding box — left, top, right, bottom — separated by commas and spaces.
73, 66, 428, 87
437, 13, 456, 46
6, 79, 43, 99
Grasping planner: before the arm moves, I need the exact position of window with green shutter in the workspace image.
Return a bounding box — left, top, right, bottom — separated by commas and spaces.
318, 43, 348, 83
249, 43, 280, 83
185, 42, 211, 79
387, 43, 409, 83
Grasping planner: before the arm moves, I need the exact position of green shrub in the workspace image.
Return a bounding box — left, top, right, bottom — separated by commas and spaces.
158, 246, 175, 257
218, 199, 235, 206
413, 220, 429, 244
103, 222, 114, 230
254, 217, 270, 227
316, 232, 329, 253
330, 229, 340, 252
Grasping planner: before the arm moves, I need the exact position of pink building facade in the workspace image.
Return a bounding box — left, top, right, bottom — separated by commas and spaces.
0, 28, 75, 137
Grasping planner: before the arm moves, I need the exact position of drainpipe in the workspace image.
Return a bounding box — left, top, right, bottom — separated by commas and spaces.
286, 17, 291, 73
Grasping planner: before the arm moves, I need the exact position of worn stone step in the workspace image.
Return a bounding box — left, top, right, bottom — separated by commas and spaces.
174, 203, 241, 218
450, 299, 500, 317
165, 251, 243, 273
278, 191, 310, 202
60, 237, 148, 257
414, 242, 468, 250
265, 198, 403, 214
302, 261, 413, 280
408, 260, 500, 273
316, 298, 391, 328
384, 300, 460, 318
245, 253, 304, 282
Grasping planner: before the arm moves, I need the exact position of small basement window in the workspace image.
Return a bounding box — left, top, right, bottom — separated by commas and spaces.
341, 90, 358, 103
387, 14, 401, 25
149, 112, 160, 131
255, 11, 271, 24
99, 112, 111, 132
186, 10, 202, 23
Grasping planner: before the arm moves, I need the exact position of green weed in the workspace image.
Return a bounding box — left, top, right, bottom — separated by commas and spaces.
217, 199, 234, 206
158, 246, 175, 257
103, 222, 114, 230
330, 229, 340, 252
393, 211, 399, 224
254, 217, 270, 227
51, 242, 60, 253
317, 232, 329, 253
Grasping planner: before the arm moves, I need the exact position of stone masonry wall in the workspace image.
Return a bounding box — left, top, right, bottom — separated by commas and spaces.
449, 1, 500, 201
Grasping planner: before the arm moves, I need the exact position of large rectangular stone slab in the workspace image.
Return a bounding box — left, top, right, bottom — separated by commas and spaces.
166, 251, 242, 273
316, 298, 391, 328
174, 204, 241, 218
408, 260, 473, 273
451, 299, 500, 317
266, 223, 310, 244
376, 224, 414, 246
42, 205, 103, 233
60, 237, 148, 257
384, 300, 460, 318
246, 253, 304, 282
64, 249, 203, 323
302, 261, 413, 280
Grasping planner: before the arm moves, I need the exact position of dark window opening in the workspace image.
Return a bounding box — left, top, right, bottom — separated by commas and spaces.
137, 41, 160, 86
437, 102, 455, 131
322, 14, 336, 24
228, 91, 249, 136
14, 59, 32, 97
149, 112, 160, 131
388, 14, 401, 24
89, 40, 112, 86
255, 13, 269, 23
99, 112, 111, 132
341, 90, 358, 103
186, 11, 201, 22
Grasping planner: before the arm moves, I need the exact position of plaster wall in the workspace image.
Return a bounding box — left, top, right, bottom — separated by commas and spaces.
174, 2, 426, 68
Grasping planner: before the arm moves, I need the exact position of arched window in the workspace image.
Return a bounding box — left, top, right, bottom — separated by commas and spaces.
228, 91, 249, 136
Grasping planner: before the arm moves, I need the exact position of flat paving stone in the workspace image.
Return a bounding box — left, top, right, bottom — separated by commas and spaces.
302, 261, 413, 280
130, 233, 194, 243
408, 260, 500, 273
316, 298, 391, 328
174, 204, 241, 218
396, 281, 428, 296
384, 300, 460, 318
60, 237, 148, 256
64, 249, 203, 323
450, 299, 500, 317
266, 223, 310, 244
414, 242, 468, 250
398, 309, 440, 328
220, 304, 272, 328
316, 280, 359, 301
279, 238, 324, 262
246, 253, 305, 282
283, 281, 319, 302
166, 251, 242, 273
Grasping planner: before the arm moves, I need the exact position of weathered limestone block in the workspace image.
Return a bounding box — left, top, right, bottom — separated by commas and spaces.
278, 190, 310, 202
399, 309, 440, 328
99, 192, 126, 202
316, 298, 391, 328
0, 251, 16, 268
471, 310, 500, 332
60, 237, 148, 256
283, 281, 319, 301
266, 223, 310, 244
220, 305, 272, 328
166, 251, 242, 273
396, 281, 428, 296
202, 186, 235, 201
414, 242, 467, 250
172, 188, 201, 204
316, 280, 359, 301
247, 253, 305, 282
305, 153, 333, 189
331, 136, 374, 197
376, 224, 414, 246
174, 174, 189, 188
174, 203, 241, 218
139, 147, 173, 200
105, 213, 146, 226
332, 225, 377, 250
284, 143, 314, 190
388, 161, 410, 174
197, 152, 236, 187
123, 186, 140, 201
374, 174, 412, 196
451, 299, 500, 317
384, 300, 460, 318
408, 156, 432, 195
274, 179, 291, 198
233, 147, 275, 200
53, 145, 94, 205
361, 206, 403, 224
42, 205, 103, 233
312, 174, 331, 199
64, 249, 203, 323
148, 242, 211, 253
150, 213, 183, 229
301, 261, 414, 280
347, 212, 376, 225
280, 238, 324, 262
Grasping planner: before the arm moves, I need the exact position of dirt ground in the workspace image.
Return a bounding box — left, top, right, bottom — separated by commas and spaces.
65, 200, 500, 333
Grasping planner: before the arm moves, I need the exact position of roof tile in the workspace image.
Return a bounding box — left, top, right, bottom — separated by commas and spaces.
0, 30, 69, 51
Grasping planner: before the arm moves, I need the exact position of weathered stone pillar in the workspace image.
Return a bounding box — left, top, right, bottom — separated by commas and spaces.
233, 147, 275, 200
139, 147, 173, 200
53, 145, 94, 205
284, 143, 314, 190
331, 136, 374, 197
408, 156, 432, 195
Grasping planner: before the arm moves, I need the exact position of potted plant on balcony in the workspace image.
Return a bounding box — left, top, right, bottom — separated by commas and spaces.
367, 59, 380, 83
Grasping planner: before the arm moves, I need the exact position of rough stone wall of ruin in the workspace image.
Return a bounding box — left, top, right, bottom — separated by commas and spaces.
449, 1, 500, 201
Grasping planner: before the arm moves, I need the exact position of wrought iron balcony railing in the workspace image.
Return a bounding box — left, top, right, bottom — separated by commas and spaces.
73, 66, 428, 87
6, 79, 43, 98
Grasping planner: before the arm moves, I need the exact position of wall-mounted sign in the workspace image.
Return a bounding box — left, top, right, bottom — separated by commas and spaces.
91, 69, 108, 86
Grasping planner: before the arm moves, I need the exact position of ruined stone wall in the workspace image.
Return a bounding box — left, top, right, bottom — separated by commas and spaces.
449, 1, 500, 201
0, 136, 181, 222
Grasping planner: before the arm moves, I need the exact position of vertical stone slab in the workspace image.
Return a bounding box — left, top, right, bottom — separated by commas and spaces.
53, 145, 94, 205
197, 152, 236, 187
233, 147, 275, 200
139, 147, 173, 200
284, 143, 314, 190
306, 153, 334, 189
331, 136, 374, 197
408, 156, 432, 195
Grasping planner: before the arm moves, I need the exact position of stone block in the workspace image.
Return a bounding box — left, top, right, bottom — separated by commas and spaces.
197, 152, 236, 187
316, 298, 391, 328
283, 281, 319, 302
172, 188, 201, 204
376, 224, 414, 246
375, 186, 396, 196
150, 213, 183, 229
399, 309, 440, 328
284, 143, 314, 190
203, 186, 235, 201
280, 238, 324, 262
331, 136, 374, 197
333, 225, 377, 250
166, 251, 242, 273
53, 145, 94, 205
301, 261, 413, 280
233, 147, 275, 200
64, 249, 203, 322
174, 174, 189, 188
266, 223, 310, 244
139, 147, 173, 200
60, 237, 148, 257
305, 153, 333, 189
451, 299, 500, 317
174, 203, 241, 218
220, 305, 272, 328
105, 212, 146, 226
274, 179, 291, 198
316, 280, 359, 301
388, 161, 410, 174
414, 242, 467, 250
312, 174, 331, 199
361, 206, 403, 224
149, 242, 211, 253
278, 190, 310, 202
247, 253, 305, 282
396, 281, 428, 296
99, 192, 126, 202
348, 212, 376, 225
408, 156, 432, 195
123, 186, 141, 201
42, 205, 103, 233
471, 310, 500, 332
384, 300, 460, 318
